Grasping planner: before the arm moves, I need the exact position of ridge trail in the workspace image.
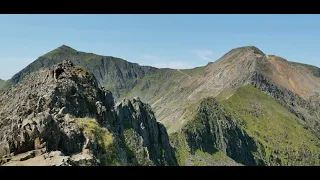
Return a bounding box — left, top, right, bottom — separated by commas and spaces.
177, 69, 191, 78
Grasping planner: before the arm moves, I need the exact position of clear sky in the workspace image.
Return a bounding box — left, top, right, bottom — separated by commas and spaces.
0, 14, 319, 80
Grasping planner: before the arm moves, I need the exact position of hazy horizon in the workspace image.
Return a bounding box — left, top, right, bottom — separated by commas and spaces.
1, 14, 320, 80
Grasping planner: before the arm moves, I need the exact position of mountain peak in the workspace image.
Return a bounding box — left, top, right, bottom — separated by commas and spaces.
230, 46, 265, 55
57, 44, 76, 51
41, 45, 78, 59
213, 45, 266, 66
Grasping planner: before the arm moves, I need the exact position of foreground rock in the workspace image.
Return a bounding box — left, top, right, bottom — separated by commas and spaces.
0, 60, 177, 166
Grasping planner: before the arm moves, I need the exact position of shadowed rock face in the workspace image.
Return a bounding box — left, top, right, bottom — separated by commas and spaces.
0, 60, 177, 166
181, 97, 258, 166
115, 97, 177, 166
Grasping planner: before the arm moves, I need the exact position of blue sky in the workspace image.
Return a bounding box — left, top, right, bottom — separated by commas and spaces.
0, 14, 319, 80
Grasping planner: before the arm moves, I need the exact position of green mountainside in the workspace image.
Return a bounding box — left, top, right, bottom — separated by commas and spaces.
171, 85, 319, 166
221, 85, 319, 165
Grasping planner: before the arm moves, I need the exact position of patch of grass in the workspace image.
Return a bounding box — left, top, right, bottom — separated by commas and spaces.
169, 132, 188, 166
75, 118, 120, 166
193, 150, 244, 166
72, 66, 92, 78
220, 85, 320, 166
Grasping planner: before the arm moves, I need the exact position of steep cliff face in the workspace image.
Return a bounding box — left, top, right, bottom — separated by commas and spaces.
171, 97, 257, 166
115, 97, 177, 166
0, 60, 177, 166
181, 98, 257, 165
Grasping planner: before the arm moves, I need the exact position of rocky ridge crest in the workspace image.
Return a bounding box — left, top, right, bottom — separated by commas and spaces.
0, 60, 177, 166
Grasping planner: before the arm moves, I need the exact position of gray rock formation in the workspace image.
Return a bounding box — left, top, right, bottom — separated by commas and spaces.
115, 98, 177, 166
0, 60, 177, 166
181, 97, 258, 166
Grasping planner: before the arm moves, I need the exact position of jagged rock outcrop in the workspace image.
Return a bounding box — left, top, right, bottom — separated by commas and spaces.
0, 60, 177, 166
115, 97, 177, 166
179, 97, 257, 166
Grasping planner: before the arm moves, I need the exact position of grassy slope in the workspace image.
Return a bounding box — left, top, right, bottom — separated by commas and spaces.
75, 118, 120, 166
171, 85, 320, 166
220, 85, 320, 166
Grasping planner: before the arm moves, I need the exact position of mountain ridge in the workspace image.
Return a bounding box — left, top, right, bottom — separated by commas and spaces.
2, 45, 320, 133
5, 45, 318, 129
5, 45, 320, 87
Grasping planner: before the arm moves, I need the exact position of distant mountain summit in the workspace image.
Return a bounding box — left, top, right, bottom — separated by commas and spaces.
6, 45, 158, 98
